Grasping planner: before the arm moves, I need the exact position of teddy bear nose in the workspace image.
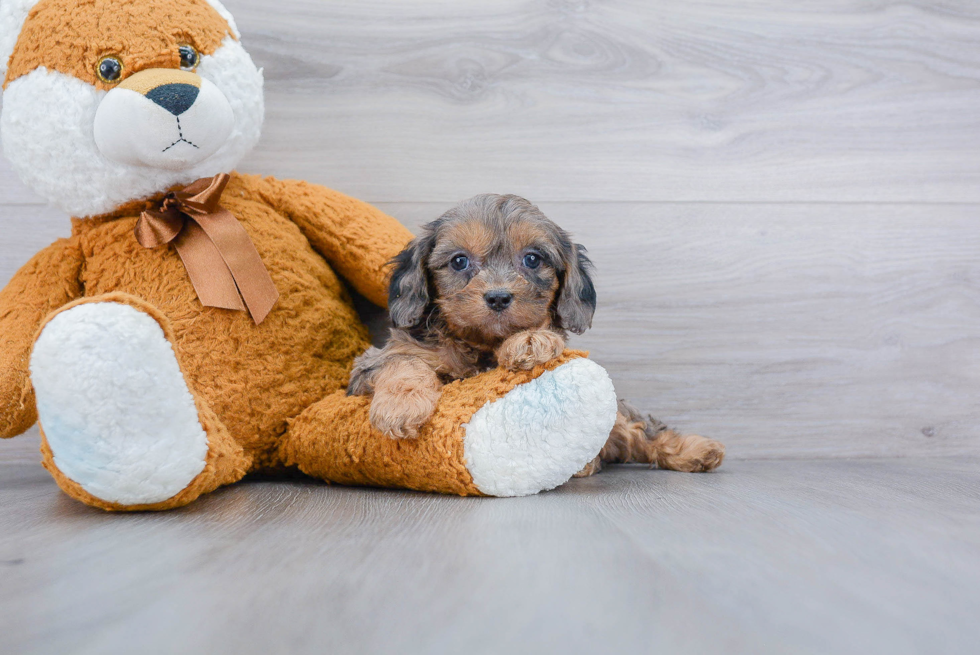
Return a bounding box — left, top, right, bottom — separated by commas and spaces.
146, 83, 200, 116
484, 290, 513, 312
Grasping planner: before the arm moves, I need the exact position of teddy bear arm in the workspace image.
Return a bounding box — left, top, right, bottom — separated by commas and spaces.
258, 176, 414, 307
280, 351, 618, 497
0, 239, 84, 438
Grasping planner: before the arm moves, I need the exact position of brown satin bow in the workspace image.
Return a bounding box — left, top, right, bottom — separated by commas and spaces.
135, 174, 279, 324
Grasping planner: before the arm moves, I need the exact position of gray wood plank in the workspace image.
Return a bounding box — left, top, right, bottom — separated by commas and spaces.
1, 441, 977, 655
232, 0, 980, 202
0, 203, 71, 285
2, 202, 978, 459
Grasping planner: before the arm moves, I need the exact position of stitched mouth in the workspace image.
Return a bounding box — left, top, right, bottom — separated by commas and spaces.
162, 116, 200, 152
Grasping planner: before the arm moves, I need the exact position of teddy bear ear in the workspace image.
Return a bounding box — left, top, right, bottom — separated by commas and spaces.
202, 0, 242, 40
0, 0, 41, 81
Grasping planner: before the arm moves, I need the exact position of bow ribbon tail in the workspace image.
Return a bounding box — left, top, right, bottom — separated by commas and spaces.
135, 174, 280, 325
189, 207, 280, 324
172, 221, 247, 312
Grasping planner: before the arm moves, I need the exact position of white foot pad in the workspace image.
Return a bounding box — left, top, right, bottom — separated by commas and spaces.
30, 302, 208, 505
463, 358, 617, 497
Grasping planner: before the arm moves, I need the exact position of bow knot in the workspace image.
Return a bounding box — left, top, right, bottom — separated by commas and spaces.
135, 174, 279, 324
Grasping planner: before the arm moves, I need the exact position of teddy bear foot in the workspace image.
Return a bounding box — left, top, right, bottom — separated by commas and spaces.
462, 358, 618, 496
282, 352, 618, 497
30, 298, 244, 509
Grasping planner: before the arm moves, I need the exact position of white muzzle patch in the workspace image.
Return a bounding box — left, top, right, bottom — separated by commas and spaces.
93, 72, 234, 170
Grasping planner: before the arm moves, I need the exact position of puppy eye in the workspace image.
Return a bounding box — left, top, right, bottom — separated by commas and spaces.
96, 56, 123, 83
179, 44, 200, 71
450, 254, 470, 271
522, 252, 542, 269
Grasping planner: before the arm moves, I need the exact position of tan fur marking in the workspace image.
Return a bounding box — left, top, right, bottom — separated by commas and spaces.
120, 68, 201, 95
5, 0, 233, 89
506, 220, 551, 252
443, 220, 494, 261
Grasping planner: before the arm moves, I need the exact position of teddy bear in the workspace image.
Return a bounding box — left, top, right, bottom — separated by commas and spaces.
0, 0, 618, 510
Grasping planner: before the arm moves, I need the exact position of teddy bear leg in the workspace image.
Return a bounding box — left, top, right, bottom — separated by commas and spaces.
30, 295, 250, 511
281, 353, 617, 497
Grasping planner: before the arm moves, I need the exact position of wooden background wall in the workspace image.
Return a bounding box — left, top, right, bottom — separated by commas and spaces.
2, 0, 978, 460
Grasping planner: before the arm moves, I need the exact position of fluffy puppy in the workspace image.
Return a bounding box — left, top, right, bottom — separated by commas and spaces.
348, 194, 724, 475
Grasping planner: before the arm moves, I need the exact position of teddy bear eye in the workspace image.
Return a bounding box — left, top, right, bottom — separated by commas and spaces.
179, 44, 200, 71
96, 56, 123, 83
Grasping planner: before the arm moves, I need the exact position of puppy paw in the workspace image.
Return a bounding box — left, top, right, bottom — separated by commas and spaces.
497, 329, 565, 371
686, 437, 726, 472
657, 433, 726, 472
369, 387, 440, 439
573, 456, 604, 478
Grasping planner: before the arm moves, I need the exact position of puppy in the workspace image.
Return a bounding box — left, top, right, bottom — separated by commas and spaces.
348, 194, 725, 475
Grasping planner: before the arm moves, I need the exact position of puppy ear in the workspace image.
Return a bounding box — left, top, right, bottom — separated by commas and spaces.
388, 232, 435, 328
555, 243, 597, 334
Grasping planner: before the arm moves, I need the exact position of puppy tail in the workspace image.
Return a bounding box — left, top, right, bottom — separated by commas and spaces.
598, 400, 725, 473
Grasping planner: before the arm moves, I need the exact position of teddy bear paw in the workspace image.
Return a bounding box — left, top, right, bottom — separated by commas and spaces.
30, 302, 209, 506
463, 358, 617, 496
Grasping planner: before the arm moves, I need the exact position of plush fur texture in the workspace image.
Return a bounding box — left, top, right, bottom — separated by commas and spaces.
25, 173, 412, 471
464, 358, 617, 496
1, 33, 263, 217
0, 0, 241, 78
0, 0, 622, 510
283, 350, 604, 497
0, 0, 42, 77
31, 301, 209, 505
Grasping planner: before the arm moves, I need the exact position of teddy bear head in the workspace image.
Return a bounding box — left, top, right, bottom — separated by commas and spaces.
0, 0, 264, 217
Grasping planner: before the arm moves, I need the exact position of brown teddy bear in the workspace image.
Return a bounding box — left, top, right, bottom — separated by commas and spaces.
0, 0, 619, 510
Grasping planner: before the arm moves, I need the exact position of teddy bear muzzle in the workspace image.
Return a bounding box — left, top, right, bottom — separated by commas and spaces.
93, 68, 234, 171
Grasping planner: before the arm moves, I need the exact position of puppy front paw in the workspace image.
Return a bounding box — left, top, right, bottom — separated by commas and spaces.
497, 329, 565, 371
369, 387, 440, 439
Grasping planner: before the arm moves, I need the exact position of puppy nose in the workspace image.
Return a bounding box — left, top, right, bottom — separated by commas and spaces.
146, 83, 200, 116
484, 290, 513, 312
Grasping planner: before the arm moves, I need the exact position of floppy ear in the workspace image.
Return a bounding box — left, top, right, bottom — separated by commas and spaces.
555, 243, 597, 334
387, 232, 436, 328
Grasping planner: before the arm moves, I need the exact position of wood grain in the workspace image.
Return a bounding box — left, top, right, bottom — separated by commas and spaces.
234, 0, 980, 203
1, 432, 977, 654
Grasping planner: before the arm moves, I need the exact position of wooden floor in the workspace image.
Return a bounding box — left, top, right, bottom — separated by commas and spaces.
2, 433, 978, 654
2, 0, 979, 652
